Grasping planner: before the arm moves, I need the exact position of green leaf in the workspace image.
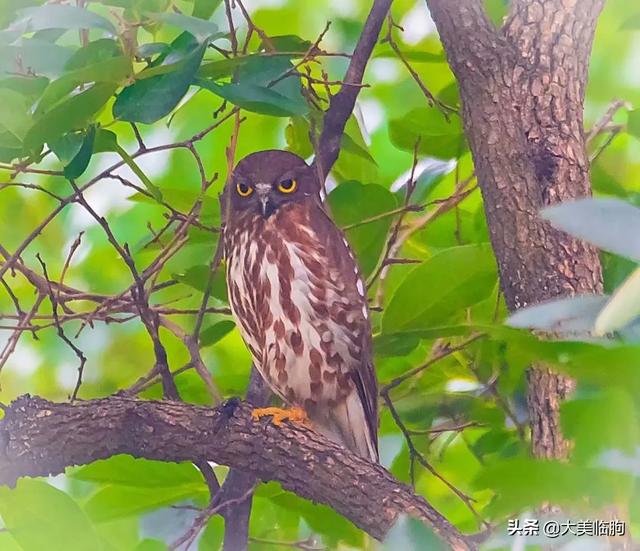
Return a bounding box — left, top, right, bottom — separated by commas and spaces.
328, 181, 398, 276
541, 198, 640, 261
471, 428, 516, 459
484, 0, 509, 26
137, 42, 170, 60
63, 125, 96, 179
199, 516, 224, 551
197, 79, 307, 117
628, 108, 640, 138
200, 320, 235, 347
114, 35, 207, 124
562, 387, 638, 463
621, 13, 640, 30
24, 81, 115, 151
146, 12, 223, 40
93, 128, 119, 153
135, 540, 168, 551
0, 88, 31, 141
193, 0, 223, 19
0, 75, 48, 99
474, 457, 631, 516
65, 38, 122, 70
437, 81, 460, 109
0, 532, 21, 551
12, 5, 116, 34
0, 479, 102, 551
173, 264, 211, 293
85, 485, 207, 522
1, 39, 75, 78
37, 56, 131, 116
382, 515, 446, 551
197, 56, 247, 80
268, 492, 362, 547
71, 455, 203, 487
603, 251, 638, 294
382, 244, 497, 332
285, 115, 314, 158
94, 517, 139, 550
374, 332, 421, 358
114, 142, 162, 200
375, 48, 445, 63
50, 132, 87, 164
507, 295, 609, 333
389, 107, 466, 160
197, 55, 308, 117
264, 34, 314, 53
341, 133, 377, 165
594, 267, 640, 335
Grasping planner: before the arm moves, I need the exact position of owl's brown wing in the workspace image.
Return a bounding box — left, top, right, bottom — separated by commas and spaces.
311, 198, 379, 460
351, 329, 379, 457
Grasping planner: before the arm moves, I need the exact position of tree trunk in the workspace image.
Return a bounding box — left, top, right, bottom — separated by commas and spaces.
425, 0, 604, 458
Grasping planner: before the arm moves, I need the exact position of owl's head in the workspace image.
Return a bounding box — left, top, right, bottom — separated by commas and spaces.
228, 150, 319, 218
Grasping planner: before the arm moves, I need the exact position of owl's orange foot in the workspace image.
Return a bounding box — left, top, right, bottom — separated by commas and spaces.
251, 406, 310, 427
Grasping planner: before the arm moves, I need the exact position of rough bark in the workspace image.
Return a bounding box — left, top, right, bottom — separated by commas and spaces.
425, 0, 604, 459
219, 367, 270, 551
0, 394, 474, 551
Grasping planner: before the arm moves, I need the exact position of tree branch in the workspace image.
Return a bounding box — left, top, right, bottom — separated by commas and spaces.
311, 0, 392, 182
0, 394, 474, 551
425, 0, 605, 460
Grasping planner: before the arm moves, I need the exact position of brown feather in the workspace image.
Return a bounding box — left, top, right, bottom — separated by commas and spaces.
224, 150, 379, 461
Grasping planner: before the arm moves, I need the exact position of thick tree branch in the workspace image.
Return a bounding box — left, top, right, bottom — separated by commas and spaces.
0, 394, 474, 551
311, 0, 392, 182
425, 0, 604, 459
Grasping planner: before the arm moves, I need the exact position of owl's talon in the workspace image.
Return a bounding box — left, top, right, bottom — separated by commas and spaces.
251, 406, 310, 427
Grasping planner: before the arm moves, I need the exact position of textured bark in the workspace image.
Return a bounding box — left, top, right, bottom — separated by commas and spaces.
0, 394, 474, 551
425, 0, 604, 458
219, 367, 270, 551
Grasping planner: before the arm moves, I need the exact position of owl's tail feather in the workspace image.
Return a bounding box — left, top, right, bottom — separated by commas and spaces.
318, 392, 379, 463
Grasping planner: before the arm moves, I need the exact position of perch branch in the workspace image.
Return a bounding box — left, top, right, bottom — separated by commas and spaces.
0, 394, 474, 551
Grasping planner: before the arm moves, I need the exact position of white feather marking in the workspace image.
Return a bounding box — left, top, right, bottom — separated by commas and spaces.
356, 279, 365, 296
228, 224, 367, 412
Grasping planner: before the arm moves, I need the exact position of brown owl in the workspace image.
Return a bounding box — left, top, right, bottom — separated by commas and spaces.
223, 150, 378, 462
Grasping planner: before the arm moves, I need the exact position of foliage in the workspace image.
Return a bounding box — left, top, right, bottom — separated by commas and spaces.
0, 0, 639, 550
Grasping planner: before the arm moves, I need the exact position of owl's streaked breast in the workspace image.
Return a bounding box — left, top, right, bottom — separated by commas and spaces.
224, 201, 368, 411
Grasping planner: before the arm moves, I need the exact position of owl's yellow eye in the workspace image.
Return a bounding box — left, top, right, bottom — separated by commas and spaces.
236, 182, 253, 197
277, 178, 297, 194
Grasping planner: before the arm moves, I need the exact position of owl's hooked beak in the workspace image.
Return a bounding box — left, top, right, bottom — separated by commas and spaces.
255, 183, 273, 218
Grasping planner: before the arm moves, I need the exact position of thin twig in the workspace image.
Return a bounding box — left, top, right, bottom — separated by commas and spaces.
35, 254, 87, 401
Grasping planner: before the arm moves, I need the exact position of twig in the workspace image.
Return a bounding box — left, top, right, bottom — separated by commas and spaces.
311, 0, 393, 182
170, 484, 257, 550
381, 334, 485, 394
383, 16, 457, 117
249, 536, 326, 550
35, 254, 87, 401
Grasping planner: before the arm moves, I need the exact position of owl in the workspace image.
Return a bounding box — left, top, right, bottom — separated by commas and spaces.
223, 150, 378, 462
